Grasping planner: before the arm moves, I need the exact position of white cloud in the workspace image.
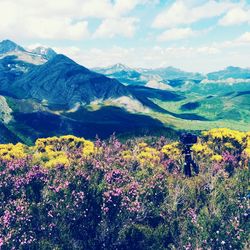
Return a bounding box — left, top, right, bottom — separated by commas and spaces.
52, 46, 81, 59
1, 0, 250, 73
0, 0, 146, 40
213, 31, 250, 49
78, 0, 148, 19
26, 18, 89, 40
113, 0, 144, 16
157, 28, 195, 41
219, 7, 250, 26
92, 0, 151, 39
0, 0, 91, 40
53, 33, 250, 73
237, 32, 250, 43
51, 45, 214, 73
93, 18, 138, 38
196, 46, 220, 54
152, 0, 238, 28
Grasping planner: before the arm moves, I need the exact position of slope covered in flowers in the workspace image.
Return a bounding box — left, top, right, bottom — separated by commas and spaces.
0, 129, 249, 249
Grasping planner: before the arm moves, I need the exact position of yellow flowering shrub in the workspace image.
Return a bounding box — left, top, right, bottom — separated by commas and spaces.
161, 142, 181, 160
138, 142, 148, 148
191, 143, 214, 163
122, 150, 133, 161
31, 135, 95, 167
35, 135, 86, 151
32, 145, 70, 168
191, 143, 213, 155
0, 129, 248, 169
242, 148, 250, 158
202, 128, 245, 145
137, 146, 160, 165
82, 140, 95, 157
34, 135, 95, 159
44, 153, 70, 168
211, 154, 223, 162
0, 143, 27, 161
201, 129, 250, 161
242, 133, 250, 158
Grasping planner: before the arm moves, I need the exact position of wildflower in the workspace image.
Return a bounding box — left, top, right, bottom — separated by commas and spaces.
192, 143, 213, 155
0, 238, 3, 247
161, 142, 181, 160
211, 154, 223, 162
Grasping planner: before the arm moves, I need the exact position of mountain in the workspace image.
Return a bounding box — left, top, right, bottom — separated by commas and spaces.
31, 46, 57, 60
1, 54, 130, 109
94, 63, 133, 74
93, 63, 145, 86
93, 64, 204, 89
0, 55, 36, 89
207, 66, 250, 80
137, 66, 204, 81
0, 39, 25, 54
0, 39, 57, 66
0, 40, 57, 88
0, 49, 168, 143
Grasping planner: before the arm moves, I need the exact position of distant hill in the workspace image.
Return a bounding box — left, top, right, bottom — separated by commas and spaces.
93, 64, 204, 90
207, 66, 250, 80
93, 63, 145, 86
137, 66, 204, 81
94, 64, 250, 86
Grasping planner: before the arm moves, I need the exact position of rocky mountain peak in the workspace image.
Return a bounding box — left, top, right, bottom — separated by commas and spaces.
0, 39, 25, 54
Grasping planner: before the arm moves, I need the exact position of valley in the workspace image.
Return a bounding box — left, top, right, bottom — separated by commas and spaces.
0, 39, 249, 144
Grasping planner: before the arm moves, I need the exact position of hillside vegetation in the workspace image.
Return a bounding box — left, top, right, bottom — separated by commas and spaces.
0, 128, 249, 249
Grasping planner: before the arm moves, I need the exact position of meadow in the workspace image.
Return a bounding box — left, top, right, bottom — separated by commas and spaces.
0, 128, 249, 249
149, 91, 250, 132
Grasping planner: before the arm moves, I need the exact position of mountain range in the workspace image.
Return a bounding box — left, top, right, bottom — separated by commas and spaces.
0, 39, 249, 144
93, 63, 250, 88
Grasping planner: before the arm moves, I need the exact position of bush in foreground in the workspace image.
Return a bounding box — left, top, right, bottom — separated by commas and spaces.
0, 129, 249, 249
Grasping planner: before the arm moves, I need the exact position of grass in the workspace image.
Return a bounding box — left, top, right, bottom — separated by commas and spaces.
146, 91, 250, 131
149, 110, 250, 131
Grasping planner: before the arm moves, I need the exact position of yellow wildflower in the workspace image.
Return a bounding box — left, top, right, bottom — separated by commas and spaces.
44, 154, 70, 168
137, 147, 160, 165
0, 143, 27, 160
211, 154, 223, 162
161, 142, 181, 160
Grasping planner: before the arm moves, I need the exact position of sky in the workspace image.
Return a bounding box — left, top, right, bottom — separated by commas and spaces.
0, 0, 250, 73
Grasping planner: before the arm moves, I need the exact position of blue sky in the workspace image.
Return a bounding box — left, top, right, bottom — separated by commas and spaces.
0, 0, 250, 72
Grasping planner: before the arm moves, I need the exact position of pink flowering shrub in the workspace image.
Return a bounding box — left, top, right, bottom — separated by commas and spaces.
0, 131, 249, 249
